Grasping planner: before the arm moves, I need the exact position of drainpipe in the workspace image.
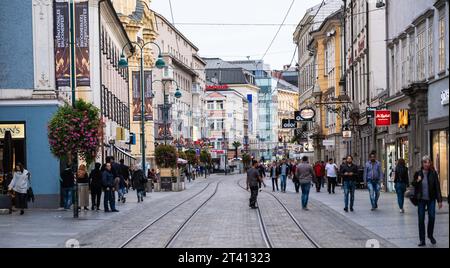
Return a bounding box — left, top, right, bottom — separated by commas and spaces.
98, 0, 106, 164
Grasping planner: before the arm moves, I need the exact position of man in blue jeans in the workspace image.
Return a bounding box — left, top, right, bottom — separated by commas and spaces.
280, 159, 289, 193
363, 152, 384, 211
102, 163, 119, 212
295, 156, 315, 210
340, 155, 358, 212
60, 165, 75, 210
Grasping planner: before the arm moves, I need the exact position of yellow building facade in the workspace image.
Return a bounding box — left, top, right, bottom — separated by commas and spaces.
277, 85, 299, 146
310, 11, 346, 162
113, 0, 159, 168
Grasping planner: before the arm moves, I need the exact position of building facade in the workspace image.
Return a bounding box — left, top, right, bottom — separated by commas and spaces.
276, 79, 299, 159
385, 0, 449, 196
0, 0, 132, 207
204, 87, 248, 170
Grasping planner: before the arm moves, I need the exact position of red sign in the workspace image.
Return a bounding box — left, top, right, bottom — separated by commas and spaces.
206, 85, 229, 90
375, 110, 391, 126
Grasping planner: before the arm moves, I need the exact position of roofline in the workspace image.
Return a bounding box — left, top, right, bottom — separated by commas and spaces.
104, 0, 133, 53
153, 11, 199, 51
309, 9, 343, 35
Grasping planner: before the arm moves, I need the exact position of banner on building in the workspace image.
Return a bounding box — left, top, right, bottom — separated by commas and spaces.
247, 94, 253, 132
75, 1, 90, 86
132, 72, 141, 121
132, 71, 153, 121
375, 110, 391, 126
144, 71, 153, 121
53, 1, 70, 87
155, 123, 173, 141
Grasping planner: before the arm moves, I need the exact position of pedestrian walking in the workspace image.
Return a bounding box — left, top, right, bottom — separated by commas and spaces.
110, 157, 125, 203
340, 155, 358, 212
76, 164, 90, 211
295, 156, 315, 210
102, 163, 118, 212
363, 152, 383, 211
292, 160, 300, 193
320, 161, 326, 188
412, 155, 443, 247
60, 164, 74, 210
313, 161, 324, 192
258, 162, 266, 192
89, 163, 102, 211
119, 159, 131, 193
8, 163, 30, 215
132, 165, 147, 203
279, 159, 289, 193
338, 157, 346, 186
325, 158, 338, 194
269, 161, 280, 192
394, 158, 409, 213
247, 160, 265, 209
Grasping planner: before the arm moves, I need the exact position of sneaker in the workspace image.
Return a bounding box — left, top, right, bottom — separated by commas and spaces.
418, 241, 426, 247
111, 209, 119, 212
400, 209, 405, 213
371, 208, 376, 211
429, 237, 437, 245
350, 207, 354, 212
344, 208, 348, 212
122, 197, 126, 203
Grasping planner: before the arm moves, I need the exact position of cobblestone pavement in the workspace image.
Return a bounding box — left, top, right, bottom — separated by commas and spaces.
260, 176, 449, 248
0, 173, 447, 248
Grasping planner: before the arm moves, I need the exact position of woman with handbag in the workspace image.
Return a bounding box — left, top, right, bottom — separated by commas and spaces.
412, 155, 443, 247
76, 164, 90, 211
8, 163, 30, 215
394, 158, 409, 213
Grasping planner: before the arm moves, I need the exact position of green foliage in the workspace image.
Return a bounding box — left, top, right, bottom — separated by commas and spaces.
200, 150, 212, 165
178, 151, 186, 160
242, 153, 251, 168
155, 144, 178, 168
185, 149, 198, 165
232, 141, 242, 149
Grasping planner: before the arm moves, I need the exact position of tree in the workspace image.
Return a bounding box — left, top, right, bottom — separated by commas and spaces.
185, 149, 198, 165
232, 141, 242, 159
47, 99, 101, 165
155, 144, 178, 168
242, 153, 251, 171
200, 150, 212, 165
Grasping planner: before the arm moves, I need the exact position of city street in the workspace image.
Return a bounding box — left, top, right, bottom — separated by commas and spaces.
0, 173, 447, 248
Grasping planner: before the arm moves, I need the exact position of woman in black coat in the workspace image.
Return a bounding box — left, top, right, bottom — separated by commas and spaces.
89, 163, 102, 211
394, 158, 409, 213
132, 166, 147, 203
412, 155, 443, 247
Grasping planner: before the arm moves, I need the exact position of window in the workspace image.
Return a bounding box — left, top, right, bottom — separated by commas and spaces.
438, 9, 446, 72
207, 101, 214, 110
428, 18, 434, 77
401, 39, 407, 87
409, 34, 415, 82
416, 23, 426, 81
390, 48, 395, 93
216, 101, 224, 110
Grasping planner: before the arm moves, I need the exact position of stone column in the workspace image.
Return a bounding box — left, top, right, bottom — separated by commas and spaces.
403, 83, 428, 174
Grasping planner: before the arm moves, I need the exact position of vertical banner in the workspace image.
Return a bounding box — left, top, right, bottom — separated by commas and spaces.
75, 1, 90, 86
144, 71, 153, 121
53, 1, 70, 87
132, 71, 141, 121
247, 94, 253, 133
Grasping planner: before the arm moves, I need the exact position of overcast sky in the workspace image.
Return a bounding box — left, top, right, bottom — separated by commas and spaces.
151, 0, 323, 70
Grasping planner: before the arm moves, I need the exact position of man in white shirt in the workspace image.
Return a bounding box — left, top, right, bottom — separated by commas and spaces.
325, 158, 338, 194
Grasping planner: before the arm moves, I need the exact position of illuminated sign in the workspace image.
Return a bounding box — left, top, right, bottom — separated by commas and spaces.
206, 85, 229, 90
0, 124, 25, 139
375, 110, 391, 126
398, 109, 409, 128
299, 108, 316, 121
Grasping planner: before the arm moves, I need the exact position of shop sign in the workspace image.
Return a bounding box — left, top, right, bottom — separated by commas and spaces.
206, 85, 229, 90
366, 107, 376, 118
0, 124, 25, 139
282, 119, 297, 129
375, 110, 391, 126
398, 109, 409, 128
441, 89, 449, 106
343, 130, 352, 138
299, 108, 316, 121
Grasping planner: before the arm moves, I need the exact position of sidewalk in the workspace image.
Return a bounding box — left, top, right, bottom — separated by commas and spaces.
0, 176, 214, 248
307, 184, 449, 248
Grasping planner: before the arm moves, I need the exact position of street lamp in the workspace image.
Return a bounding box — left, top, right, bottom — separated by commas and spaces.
152, 79, 182, 145
119, 41, 165, 173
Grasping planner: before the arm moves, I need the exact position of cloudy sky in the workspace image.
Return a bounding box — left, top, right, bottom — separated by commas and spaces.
151, 0, 323, 70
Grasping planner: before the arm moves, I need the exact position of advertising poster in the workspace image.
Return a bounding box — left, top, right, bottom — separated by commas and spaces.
132, 72, 141, 121
75, 1, 90, 86
144, 71, 153, 121
53, 1, 70, 87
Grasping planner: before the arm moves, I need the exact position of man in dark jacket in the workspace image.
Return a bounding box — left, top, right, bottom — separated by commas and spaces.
132, 166, 147, 203
102, 163, 118, 212
60, 164, 74, 210
412, 155, 443, 247
340, 155, 358, 212
89, 163, 102, 211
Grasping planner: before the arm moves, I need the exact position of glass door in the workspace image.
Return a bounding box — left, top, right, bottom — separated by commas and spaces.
432, 130, 449, 198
